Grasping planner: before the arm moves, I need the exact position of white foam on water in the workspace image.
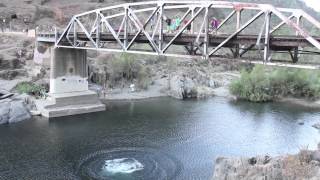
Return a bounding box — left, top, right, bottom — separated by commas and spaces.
102, 158, 144, 174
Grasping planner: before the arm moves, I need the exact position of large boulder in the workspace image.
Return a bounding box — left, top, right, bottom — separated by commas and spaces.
168, 75, 184, 99
0, 101, 11, 124
0, 99, 31, 125
313, 123, 320, 130
168, 75, 197, 99
196, 86, 215, 99
9, 100, 31, 124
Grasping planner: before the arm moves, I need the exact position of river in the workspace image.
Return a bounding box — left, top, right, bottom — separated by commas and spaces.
0, 97, 320, 179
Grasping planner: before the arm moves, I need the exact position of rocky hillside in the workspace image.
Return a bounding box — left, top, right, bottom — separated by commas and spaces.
0, 0, 318, 31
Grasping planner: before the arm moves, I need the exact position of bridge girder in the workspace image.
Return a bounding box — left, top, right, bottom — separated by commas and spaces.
49, 1, 320, 61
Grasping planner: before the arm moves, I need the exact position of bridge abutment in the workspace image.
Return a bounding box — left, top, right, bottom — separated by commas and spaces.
49, 48, 88, 94
36, 47, 105, 118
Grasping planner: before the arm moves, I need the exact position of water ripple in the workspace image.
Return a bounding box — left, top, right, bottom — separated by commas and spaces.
76, 147, 181, 180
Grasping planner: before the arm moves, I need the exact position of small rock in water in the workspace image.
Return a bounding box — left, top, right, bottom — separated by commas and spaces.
312, 123, 320, 130
248, 157, 257, 165
298, 120, 304, 125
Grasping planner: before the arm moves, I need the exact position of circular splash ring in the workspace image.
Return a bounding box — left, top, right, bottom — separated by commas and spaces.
76, 147, 181, 180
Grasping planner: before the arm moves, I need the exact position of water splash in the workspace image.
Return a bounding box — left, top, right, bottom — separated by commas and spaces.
102, 158, 144, 174
77, 147, 181, 179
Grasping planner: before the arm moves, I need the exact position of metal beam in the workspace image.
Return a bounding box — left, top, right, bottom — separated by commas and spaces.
270, 14, 294, 34
75, 18, 97, 48
158, 3, 164, 52
125, 8, 158, 49
264, 11, 271, 62
235, 9, 242, 58
204, 7, 209, 58
127, 7, 159, 53
73, 20, 77, 47
99, 13, 125, 49
216, 10, 236, 31
162, 7, 204, 53
209, 11, 264, 56
96, 13, 101, 48
124, 7, 129, 49
55, 18, 74, 46
270, 6, 320, 50
239, 44, 255, 57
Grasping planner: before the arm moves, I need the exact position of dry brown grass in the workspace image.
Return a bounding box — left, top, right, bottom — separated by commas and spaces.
282, 150, 314, 180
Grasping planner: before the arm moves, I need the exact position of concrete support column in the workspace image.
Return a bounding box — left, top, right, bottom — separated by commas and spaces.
49, 47, 88, 94
36, 47, 105, 118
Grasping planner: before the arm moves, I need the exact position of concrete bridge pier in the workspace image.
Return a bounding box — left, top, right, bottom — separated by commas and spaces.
36, 47, 105, 118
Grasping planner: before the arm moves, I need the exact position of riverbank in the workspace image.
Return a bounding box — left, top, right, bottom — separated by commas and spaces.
278, 97, 320, 109
87, 51, 244, 101
213, 147, 320, 180
94, 71, 238, 101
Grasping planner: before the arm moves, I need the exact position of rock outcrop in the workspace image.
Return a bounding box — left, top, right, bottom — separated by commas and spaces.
0, 96, 32, 125
167, 75, 217, 99
313, 123, 320, 130
213, 149, 320, 180
168, 75, 197, 99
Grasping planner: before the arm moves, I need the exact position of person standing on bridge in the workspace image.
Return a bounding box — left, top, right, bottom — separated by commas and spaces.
174, 16, 181, 32
210, 17, 220, 34
164, 16, 172, 33
184, 19, 191, 33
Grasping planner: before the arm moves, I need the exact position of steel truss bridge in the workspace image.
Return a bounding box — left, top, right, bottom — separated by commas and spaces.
37, 1, 320, 63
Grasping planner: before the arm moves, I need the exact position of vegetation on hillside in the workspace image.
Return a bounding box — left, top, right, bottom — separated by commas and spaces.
230, 65, 320, 102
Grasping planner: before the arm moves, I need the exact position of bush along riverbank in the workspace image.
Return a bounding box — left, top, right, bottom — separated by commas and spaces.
230, 65, 320, 102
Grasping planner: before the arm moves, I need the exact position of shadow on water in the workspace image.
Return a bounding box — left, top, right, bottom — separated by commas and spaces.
229, 99, 320, 123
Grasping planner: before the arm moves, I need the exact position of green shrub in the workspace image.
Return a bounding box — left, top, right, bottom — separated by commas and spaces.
230, 65, 320, 102
109, 53, 138, 81
15, 82, 46, 97
137, 66, 151, 90
108, 53, 152, 89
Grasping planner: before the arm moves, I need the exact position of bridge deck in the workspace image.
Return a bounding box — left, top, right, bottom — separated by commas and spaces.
37, 32, 319, 51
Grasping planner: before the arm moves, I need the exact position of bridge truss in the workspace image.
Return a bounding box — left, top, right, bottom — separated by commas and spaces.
53, 1, 320, 61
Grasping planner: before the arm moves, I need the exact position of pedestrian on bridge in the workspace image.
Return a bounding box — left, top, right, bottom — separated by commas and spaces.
184, 19, 191, 33
164, 16, 172, 33
210, 17, 220, 34
173, 16, 181, 32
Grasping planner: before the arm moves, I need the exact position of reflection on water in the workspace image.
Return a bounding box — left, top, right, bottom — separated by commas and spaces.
0, 97, 319, 179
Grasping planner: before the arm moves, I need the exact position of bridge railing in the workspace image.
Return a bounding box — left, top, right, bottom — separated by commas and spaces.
52, 1, 320, 61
